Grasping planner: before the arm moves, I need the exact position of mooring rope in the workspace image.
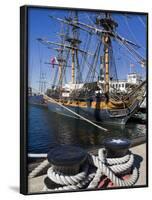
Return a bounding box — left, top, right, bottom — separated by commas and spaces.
43, 171, 96, 191
47, 165, 89, 186
89, 150, 138, 188
28, 148, 139, 191
28, 160, 50, 179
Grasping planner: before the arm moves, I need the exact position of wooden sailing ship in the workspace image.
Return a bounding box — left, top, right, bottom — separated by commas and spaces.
37, 11, 146, 125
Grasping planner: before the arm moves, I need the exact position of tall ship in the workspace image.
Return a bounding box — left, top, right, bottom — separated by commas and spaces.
37, 12, 146, 125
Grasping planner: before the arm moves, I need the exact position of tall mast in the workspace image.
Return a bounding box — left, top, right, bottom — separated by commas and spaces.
103, 34, 110, 95
96, 13, 118, 96
57, 24, 65, 89
71, 48, 75, 83
65, 11, 81, 84
59, 61, 62, 87
57, 56, 66, 87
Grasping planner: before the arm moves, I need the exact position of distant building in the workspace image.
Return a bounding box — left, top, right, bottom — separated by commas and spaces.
109, 73, 142, 93
96, 72, 142, 94
127, 73, 142, 85
109, 80, 127, 93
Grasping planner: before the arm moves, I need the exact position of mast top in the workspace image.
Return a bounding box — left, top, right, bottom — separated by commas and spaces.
57, 57, 66, 63
96, 13, 118, 32
65, 37, 81, 46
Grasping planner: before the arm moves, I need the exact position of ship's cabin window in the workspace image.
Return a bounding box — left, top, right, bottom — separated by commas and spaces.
116, 84, 118, 88
122, 84, 124, 88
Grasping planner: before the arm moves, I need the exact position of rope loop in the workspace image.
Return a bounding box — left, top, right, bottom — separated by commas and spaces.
47, 165, 89, 186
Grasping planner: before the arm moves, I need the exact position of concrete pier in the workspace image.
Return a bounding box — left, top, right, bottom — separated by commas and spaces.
131, 143, 147, 186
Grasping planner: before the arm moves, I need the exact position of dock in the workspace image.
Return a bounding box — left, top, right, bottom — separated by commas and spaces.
28, 143, 147, 194
131, 143, 147, 186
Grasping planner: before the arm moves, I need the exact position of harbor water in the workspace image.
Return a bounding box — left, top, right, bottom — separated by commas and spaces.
28, 104, 146, 153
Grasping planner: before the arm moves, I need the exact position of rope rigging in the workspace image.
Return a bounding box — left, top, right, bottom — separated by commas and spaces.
114, 34, 146, 67
109, 42, 118, 82
73, 15, 146, 68
52, 66, 59, 87
85, 41, 101, 83
138, 16, 146, 28
123, 16, 146, 51
79, 31, 93, 75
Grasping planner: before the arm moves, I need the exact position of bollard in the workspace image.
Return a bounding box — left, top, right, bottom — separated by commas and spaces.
47, 145, 88, 174
103, 138, 131, 158
44, 176, 62, 190
44, 144, 88, 189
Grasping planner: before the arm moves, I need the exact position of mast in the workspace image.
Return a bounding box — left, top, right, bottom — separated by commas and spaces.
96, 13, 118, 96
57, 57, 66, 88
100, 56, 104, 81
65, 37, 80, 84
104, 35, 110, 95
71, 48, 75, 83
65, 11, 81, 84
56, 25, 65, 89
57, 57, 63, 87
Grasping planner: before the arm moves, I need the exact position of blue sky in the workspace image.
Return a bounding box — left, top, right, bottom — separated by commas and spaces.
28, 7, 147, 91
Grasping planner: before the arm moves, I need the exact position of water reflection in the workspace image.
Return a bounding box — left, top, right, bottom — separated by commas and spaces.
28, 105, 146, 153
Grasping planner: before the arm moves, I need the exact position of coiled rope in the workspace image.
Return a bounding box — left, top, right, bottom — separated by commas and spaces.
28, 148, 138, 191
89, 149, 138, 188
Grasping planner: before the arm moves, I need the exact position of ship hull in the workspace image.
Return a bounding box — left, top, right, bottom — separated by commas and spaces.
47, 99, 140, 125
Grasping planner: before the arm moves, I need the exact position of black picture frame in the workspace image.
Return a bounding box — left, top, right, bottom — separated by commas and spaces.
20, 5, 148, 195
